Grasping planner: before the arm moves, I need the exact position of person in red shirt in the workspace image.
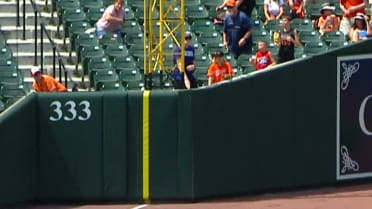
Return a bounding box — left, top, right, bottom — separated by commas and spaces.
250, 40, 276, 70
31, 67, 67, 92
339, 0, 368, 39
207, 51, 235, 85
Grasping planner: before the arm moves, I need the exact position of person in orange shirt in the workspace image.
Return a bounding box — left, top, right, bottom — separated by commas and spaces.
207, 51, 235, 85
31, 67, 67, 92
317, 3, 340, 35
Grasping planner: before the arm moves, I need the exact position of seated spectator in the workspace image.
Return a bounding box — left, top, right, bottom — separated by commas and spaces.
31, 67, 67, 92
95, 0, 125, 39
317, 3, 340, 35
207, 51, 235, 85
250, 40, 276, 70
350, 13, 372, 42
264, 0, 285, 24
287, 0, 305, 19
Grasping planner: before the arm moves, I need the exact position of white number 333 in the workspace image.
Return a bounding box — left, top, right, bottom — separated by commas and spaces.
49, 100, 91, 121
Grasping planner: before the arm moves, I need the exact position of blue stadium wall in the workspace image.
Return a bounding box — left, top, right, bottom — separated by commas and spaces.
0, 40, 372, 205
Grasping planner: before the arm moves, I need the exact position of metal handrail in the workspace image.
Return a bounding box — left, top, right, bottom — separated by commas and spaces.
20, 0, 69, 88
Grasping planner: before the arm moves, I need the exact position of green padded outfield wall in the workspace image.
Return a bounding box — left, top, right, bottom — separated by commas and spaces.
37, 92, 128, 201
0, 94, 37, 205
1, 40, 372, 205
188, 40, 372, 199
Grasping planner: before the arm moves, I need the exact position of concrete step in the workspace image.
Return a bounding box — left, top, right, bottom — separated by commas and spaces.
1, 25, 63, 40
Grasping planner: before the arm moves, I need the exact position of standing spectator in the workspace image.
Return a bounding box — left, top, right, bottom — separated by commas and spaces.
350, 13, 372, 41
95, 0, 125, 39
317, 3, 340, 35
250, 40, 276, 70
339, 0, 368, 39
216, 0, 257, 18
287, 0, 305, 18
277, 16, 301, 63
173, 32, 196, 89
223, 0, 253, 59
264, 0, 285, 24
207, 51, 235, 85
31, 67, 67, 92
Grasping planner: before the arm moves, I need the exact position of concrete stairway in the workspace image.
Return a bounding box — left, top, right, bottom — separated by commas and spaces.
0, 0, 83, 90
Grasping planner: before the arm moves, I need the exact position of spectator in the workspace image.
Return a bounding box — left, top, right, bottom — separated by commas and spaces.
207, 51, 235, 85
216, 0, 257, 18
350, 13, 372, 42
249, 40, 276, 70
277, 15, 301, 63
317, 3, 340, 35
264, 0, 285, 24
339, 0, 368, 39
287, 0, 305, 18
173, 32, 196, 89
223, 0, 253, 59
95, 0, 125, 39
31, 67, 67, 92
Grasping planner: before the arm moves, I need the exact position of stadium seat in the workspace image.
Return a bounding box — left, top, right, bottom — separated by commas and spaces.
265, 19, 282, 32
191, 19, 216, 37
79, 45, 105, 78
93, 69, 121, 91
186, 5, 210, 23
104, 44, 130, 61
304, 41, 328, 56
80, 0, 103, 12
87, 56, 112, 88
112, 55, 138, 72
291, 18, 314, 32
119, 68, 143, 90
74, 33, 100, 64
197, 31, 223, 49
194, 66, 209, 87
321, 30, 346, 46
61, 8, 87, 42
99, 32, 125, 48
328, 41, 349, 50
0, 47, 13, 61
299, 30, 321, 46
86, 7, 105, 26
66, 21, 90, 52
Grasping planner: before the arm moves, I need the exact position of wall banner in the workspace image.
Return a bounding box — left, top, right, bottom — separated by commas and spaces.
337, 54, 372, 180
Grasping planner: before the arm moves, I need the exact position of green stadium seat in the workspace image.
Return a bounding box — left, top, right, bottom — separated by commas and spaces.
99, 32, 125, 48
61, 8, 87, 40
299, 30, 321, 46
93, 69, 121, 91
104, 44, 130, 61
80, 0, 104, 12
186, 5, 210, 23
119, 68, 143, 90
0, 47, 13, 61
291, 18, 314, 32
265, 19, 282, 32
112, 55, 138, 72
86, 7, 105, 26
328, 41, 349, 50
191, 19, 216, 37
66, 21, 90, 52
321, 30, 346, 46
304, 41, 328, 56
87, 56, 112, 88
74, 33, 100, 64
79, 45, 105, 78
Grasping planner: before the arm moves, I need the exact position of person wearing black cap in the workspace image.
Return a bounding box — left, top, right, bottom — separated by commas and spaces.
173, 32, 197, 89
207, 51, 234, 85
350, 12, 372, 42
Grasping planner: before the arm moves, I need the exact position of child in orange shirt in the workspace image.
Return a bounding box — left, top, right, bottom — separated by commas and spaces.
207, 51, 234, 85
317, 3, 340, 35
250, 40, 276, 70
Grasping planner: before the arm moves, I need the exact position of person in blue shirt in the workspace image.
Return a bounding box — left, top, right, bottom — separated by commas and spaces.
223, 0, 253, 59
173, 32, 197, 89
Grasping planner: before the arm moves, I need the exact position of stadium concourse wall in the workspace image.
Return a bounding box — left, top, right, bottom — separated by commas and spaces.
0, 40, 372, 205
